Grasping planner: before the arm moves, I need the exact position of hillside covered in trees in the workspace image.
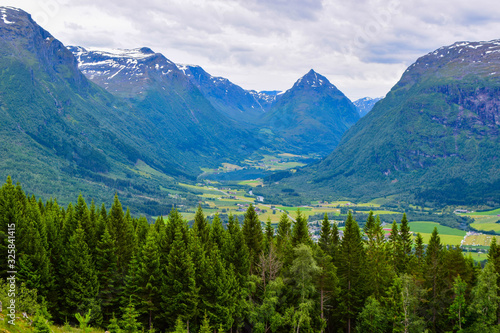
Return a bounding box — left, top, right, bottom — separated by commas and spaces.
2, 176, 500, 333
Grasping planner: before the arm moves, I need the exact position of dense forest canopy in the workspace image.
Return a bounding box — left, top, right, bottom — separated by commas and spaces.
1, 176, 500, 333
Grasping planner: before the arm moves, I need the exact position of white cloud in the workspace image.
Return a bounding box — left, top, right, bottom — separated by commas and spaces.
1, 0, 499, 100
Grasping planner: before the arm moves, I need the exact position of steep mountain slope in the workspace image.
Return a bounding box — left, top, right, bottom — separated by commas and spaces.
0, 7, 252, 212
281, 40, 500, 205
353, 97, 382, 117
69, 47, 260, 163
259, 69, 360, 155
178, 64, 278, 123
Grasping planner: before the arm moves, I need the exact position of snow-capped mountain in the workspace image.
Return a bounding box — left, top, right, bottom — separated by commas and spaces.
259, 69, 360, 155
353, 97, 383, 117
178, 64, 279, 123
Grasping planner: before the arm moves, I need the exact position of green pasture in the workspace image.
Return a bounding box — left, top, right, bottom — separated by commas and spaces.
408, 221, 466, 245
465, 207, 500, 216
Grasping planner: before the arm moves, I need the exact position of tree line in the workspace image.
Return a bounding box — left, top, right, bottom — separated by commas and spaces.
1, 176, 500, 332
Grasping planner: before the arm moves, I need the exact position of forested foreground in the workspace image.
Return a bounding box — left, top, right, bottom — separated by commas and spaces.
1, 177, 500, 333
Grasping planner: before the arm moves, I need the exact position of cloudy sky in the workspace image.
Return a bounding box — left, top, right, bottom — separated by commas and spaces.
2, 0, 500, 100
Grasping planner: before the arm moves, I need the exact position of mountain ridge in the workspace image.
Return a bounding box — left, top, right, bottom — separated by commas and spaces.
258, 69, 360, 156
274, 39, 500, 205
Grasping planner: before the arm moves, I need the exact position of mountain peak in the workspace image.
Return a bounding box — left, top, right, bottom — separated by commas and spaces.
293, 69, 334, 90
0, 6, 23, 25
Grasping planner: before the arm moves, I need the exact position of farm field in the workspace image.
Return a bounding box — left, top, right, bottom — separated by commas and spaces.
407, 221, 465, 245
462, 234, 500, 246
469, 215, 500, 233
458, 207, 500, 232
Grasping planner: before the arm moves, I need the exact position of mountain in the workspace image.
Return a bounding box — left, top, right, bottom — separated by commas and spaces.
353, 97, 382, 117
0, 7, 255, 213
259, 69, 360, 156
69, 47, 259, 163
279, 40, 500, 205
178, 64, 278, 123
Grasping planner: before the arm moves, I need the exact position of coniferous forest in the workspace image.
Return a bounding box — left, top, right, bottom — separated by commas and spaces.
1, 176, 500, 333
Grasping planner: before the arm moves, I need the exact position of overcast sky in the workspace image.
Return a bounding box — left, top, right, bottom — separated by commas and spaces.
2, 0, 500, 100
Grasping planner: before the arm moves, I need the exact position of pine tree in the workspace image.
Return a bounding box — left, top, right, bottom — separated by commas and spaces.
338, 211, 366, 333
242, 204, 263, 272
291, 209, 310, 247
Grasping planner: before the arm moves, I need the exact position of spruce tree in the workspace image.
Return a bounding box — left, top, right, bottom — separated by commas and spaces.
331, 219, 341, 264
364, 214, 393, 300
136, 226, 161, 330
314, 247, 339, 327
161, 224, 198, 330
17, 198, 52, 300
75, 194, 97, 258
276, 212, 291, 249
198, 245, 236, 330
264, 217, 274, 253
0, 177, 24, 278
488, 236, 500, 325
318, 213, 332, 254
424, 227, 444, 331
209, 213, 226, 251
60, 223, 99, 321
399, 213, 413, 274
388, 219, 401, 272
193, 205, 210, 248
108, 194, 135, 275
96, 226, 119, 324
291, 209, 310, 247
242, 204, 263, 272
199, 313, 212, 333
121, 297, 142, 333
337, 211, 366, 333
107, 314, 122, 333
